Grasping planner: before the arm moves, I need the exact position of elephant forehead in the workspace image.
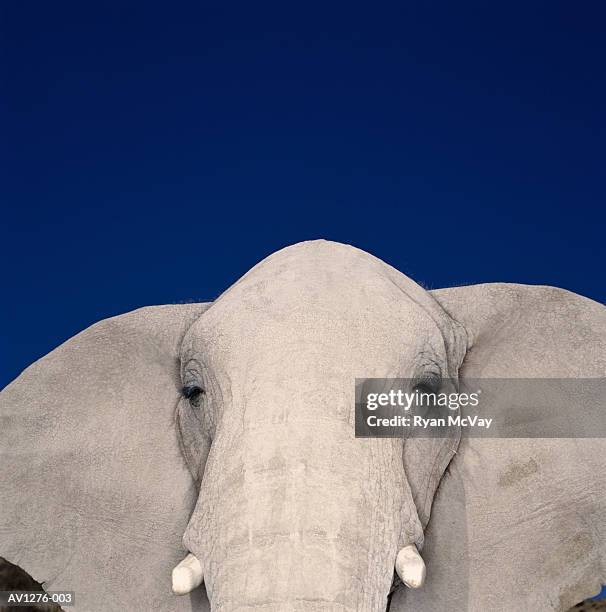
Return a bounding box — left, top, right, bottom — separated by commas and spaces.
190, 286, 438, 372
218, 240, 412, 306
199, 241, 437, 337
181, 242, 444, 371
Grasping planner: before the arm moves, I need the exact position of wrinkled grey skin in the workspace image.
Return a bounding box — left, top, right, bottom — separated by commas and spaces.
1, 240, 604, 611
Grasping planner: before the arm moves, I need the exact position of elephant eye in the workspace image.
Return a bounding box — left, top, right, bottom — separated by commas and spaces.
412, 375, 440, 395
413, 382, 435, 395
182, 384, 205, 408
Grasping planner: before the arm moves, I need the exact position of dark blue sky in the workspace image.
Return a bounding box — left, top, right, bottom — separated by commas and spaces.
1, 2, 605, 388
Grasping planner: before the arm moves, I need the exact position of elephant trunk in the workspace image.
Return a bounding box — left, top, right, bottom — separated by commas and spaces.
180, 412, 424, 611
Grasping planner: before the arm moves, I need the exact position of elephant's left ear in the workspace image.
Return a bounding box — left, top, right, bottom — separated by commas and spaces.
0, 304, 211, 611
393, 284, 606, 612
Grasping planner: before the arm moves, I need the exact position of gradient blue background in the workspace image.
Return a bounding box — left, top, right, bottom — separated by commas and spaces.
1, 1, 605, 400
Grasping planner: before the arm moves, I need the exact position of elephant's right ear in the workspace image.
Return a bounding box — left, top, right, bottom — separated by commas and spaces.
0, 304, 212, 611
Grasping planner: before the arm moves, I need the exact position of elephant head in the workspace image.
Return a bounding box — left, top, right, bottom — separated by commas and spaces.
1, 240, 604, 611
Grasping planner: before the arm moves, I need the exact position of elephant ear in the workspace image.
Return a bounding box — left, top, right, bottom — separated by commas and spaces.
393, 283, 606, 611
0, 304, 212, 611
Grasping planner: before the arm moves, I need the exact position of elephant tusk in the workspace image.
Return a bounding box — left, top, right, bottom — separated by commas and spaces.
395, 544, 426, 589
172, 553, 203, 595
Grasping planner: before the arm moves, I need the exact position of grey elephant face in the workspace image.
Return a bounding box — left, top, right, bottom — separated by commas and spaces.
4, 239, 601, 611
175, 242, 464, 610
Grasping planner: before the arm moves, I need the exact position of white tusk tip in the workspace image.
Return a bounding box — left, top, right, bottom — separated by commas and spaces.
395, 544, 426, 589
172, 553, 203, 595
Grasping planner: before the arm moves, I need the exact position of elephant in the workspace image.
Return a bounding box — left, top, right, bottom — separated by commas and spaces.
0, 239, 604, 612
